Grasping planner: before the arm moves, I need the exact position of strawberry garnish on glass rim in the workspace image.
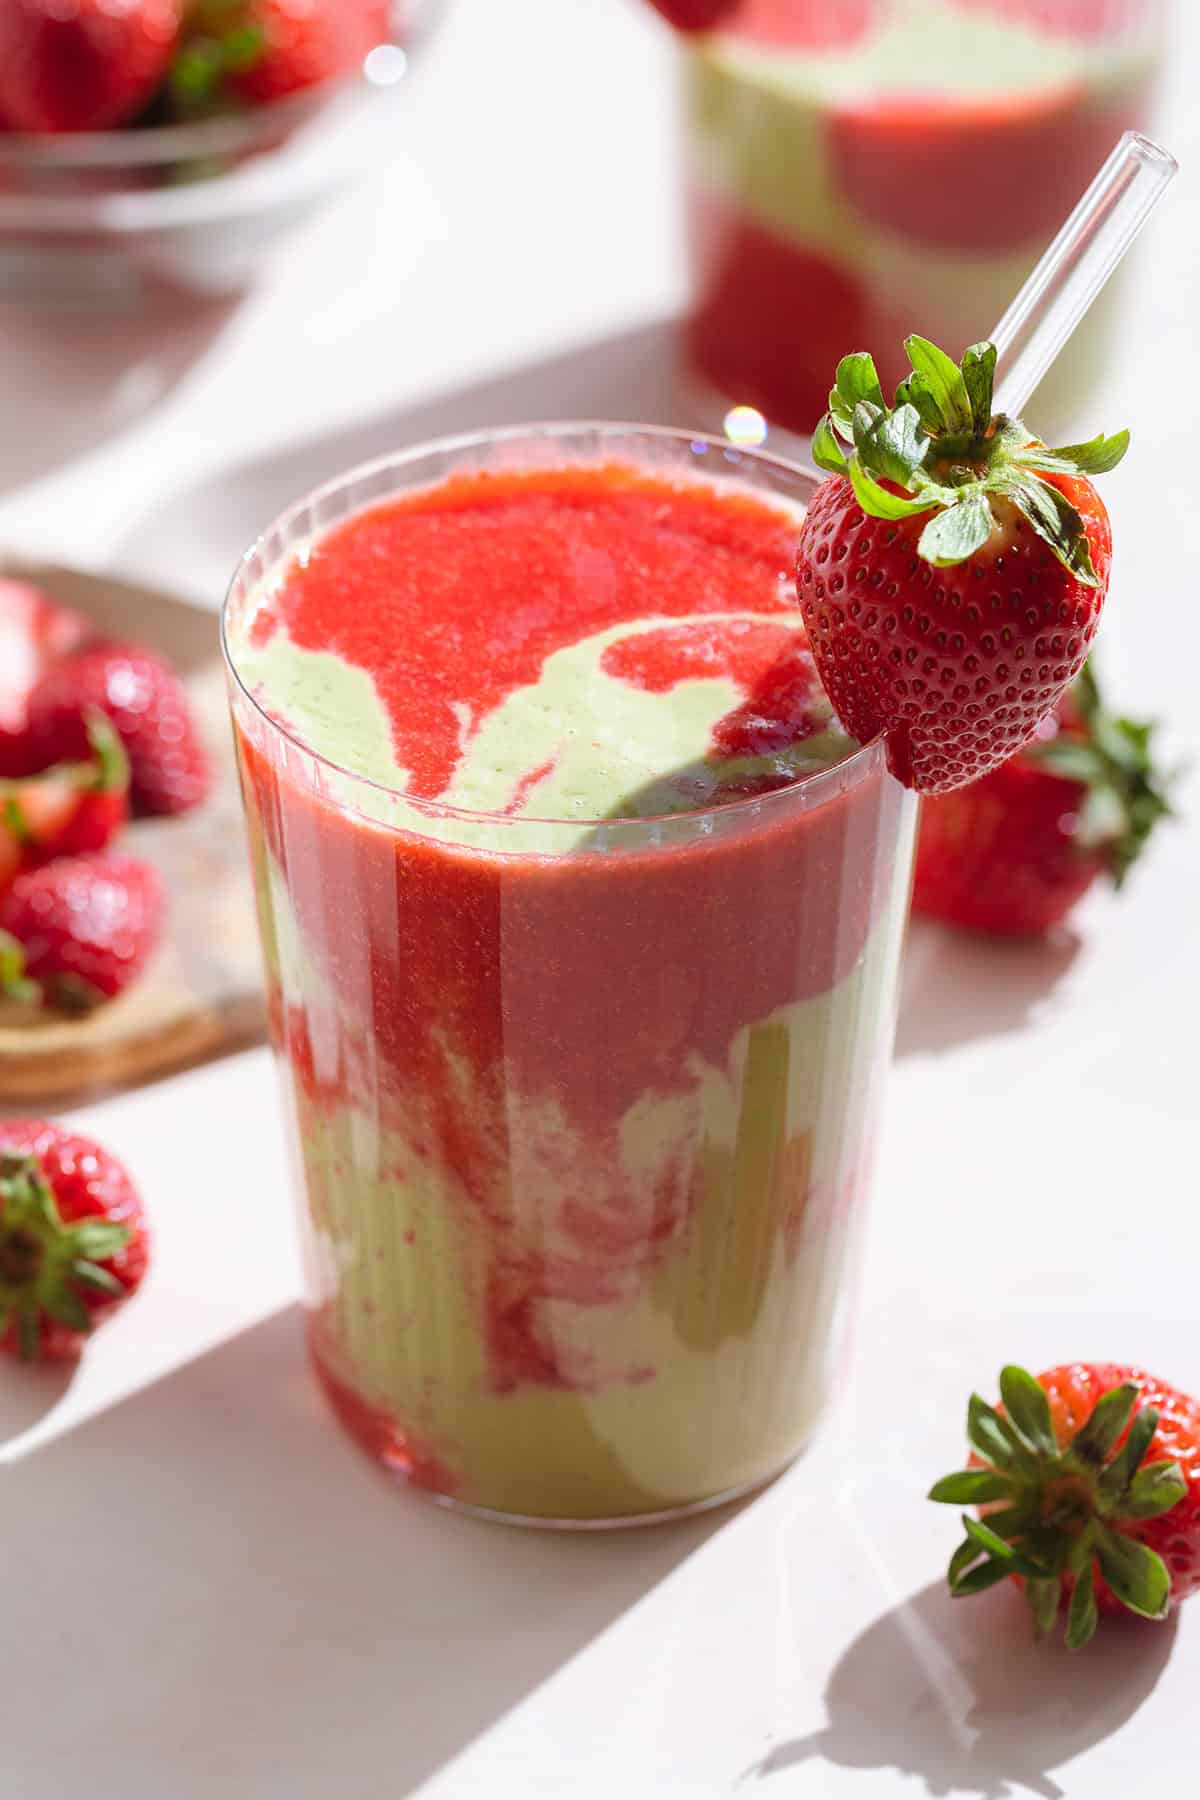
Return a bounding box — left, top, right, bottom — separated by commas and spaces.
797, 334, 1129, 794
930, 1364, 1198, 1650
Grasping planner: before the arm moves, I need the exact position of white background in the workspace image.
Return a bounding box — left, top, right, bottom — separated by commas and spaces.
1, 2, 1197, 1794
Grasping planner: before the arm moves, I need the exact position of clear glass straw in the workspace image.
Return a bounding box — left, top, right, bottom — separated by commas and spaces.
992, 131, 1178, 419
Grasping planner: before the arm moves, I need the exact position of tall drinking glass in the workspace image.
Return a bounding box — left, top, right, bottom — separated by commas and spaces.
222, 426, 917, 1526
679, 0, 1167, 440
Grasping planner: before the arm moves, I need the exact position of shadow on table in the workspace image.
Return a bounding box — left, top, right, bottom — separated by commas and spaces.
0, 1358, 74, 1446
744, 1577, 1177, 1798
2, 294, 238, 497
896, 919, 1082, 1062
0, 1304, 735, 1800
119, 314, 690, 603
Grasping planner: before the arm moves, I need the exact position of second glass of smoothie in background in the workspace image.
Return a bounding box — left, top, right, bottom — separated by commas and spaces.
223, 426, 917, 1525
678, 0, 1165, 438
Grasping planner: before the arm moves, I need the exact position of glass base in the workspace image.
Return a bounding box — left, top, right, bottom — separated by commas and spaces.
314, 1346, 807, 1531
408, 1456, 800, 1534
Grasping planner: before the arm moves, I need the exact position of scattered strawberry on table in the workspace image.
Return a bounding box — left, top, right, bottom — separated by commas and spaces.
0, 1120, 148, 1360
931, 1363, 1200, 1648
0, 0, 397, 134
913, 661, 1172, 936
796, 335, 1126, 793
1, 854, 166, 1012
0, 584, 211, 1018
28, 641, 212, 819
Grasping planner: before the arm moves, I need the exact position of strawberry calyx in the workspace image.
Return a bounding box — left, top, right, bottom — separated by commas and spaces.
930, 1364, 1188, 1649
811, 336, 1129, 587
1031, 662, 1174, 885
0, 1151, 130, 1361
168, 1, 265, 115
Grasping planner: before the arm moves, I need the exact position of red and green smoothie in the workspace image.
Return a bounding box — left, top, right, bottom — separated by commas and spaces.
224, 430, 916, 1522
680, 0, 1161, 436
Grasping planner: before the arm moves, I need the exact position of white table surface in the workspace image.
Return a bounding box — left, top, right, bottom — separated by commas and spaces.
2, 2, 1198, 1794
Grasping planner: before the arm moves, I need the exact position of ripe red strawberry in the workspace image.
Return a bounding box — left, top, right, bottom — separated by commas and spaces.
930, 1363, 1200, 1648
0, 0, 183, 134
0, 715, 129, 894
0, 855, 165, 1012
0, 580, 90, 777
645, 0, 742, 31
796, 336, 1126, 794
28, 640, 211, 819
912, 662, 1171, 936
0, 1121, 148, 1360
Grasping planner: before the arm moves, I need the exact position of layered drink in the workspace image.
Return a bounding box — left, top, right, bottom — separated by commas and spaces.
223, 427, 916, 1524
680, 0, 1162, 436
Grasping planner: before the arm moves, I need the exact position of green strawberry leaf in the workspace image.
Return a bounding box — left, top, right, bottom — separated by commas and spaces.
951, 1557, 1017, 1597
1028, 1575, 1063, 1639
1125, 1460, 1189, 1521
1045, 429, 1131, 476
1000, 473, 1100, 586
917, 492, 995, 566
828, 352, 886, 430
960, 1513, 1047, 1578
1071, 1382, 1139, 1465
848, 458, 939, 523
928, 1469, 1015, 1505
855, 401, 931, 488
812, 413, 849, 477
967, 1394, 1033, 1472
904, 334, 974, 435
1094, 1526, 1171, 1621
948, 1536, 982, 1587
69, 1222, 130, 1262
71, 1260, 125, 1299
961, 342, 998, 435
1098, 1406, 1161, 1507
893, 372, 947, 436
999, 1365, 1058, 1459
1065, 1558, 1100, 1649
1029, 662, 1175, 884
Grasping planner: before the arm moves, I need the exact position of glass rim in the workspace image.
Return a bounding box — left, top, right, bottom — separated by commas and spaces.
220, 420, 886, 835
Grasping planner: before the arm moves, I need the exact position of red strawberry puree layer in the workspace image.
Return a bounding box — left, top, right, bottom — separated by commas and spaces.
233, 464, 915, 1519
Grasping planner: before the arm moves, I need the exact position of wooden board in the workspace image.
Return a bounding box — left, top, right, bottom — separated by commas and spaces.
0, 561, 266, 1102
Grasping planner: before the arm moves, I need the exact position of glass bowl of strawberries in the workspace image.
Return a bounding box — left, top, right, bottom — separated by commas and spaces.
0, 0, 445, 305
